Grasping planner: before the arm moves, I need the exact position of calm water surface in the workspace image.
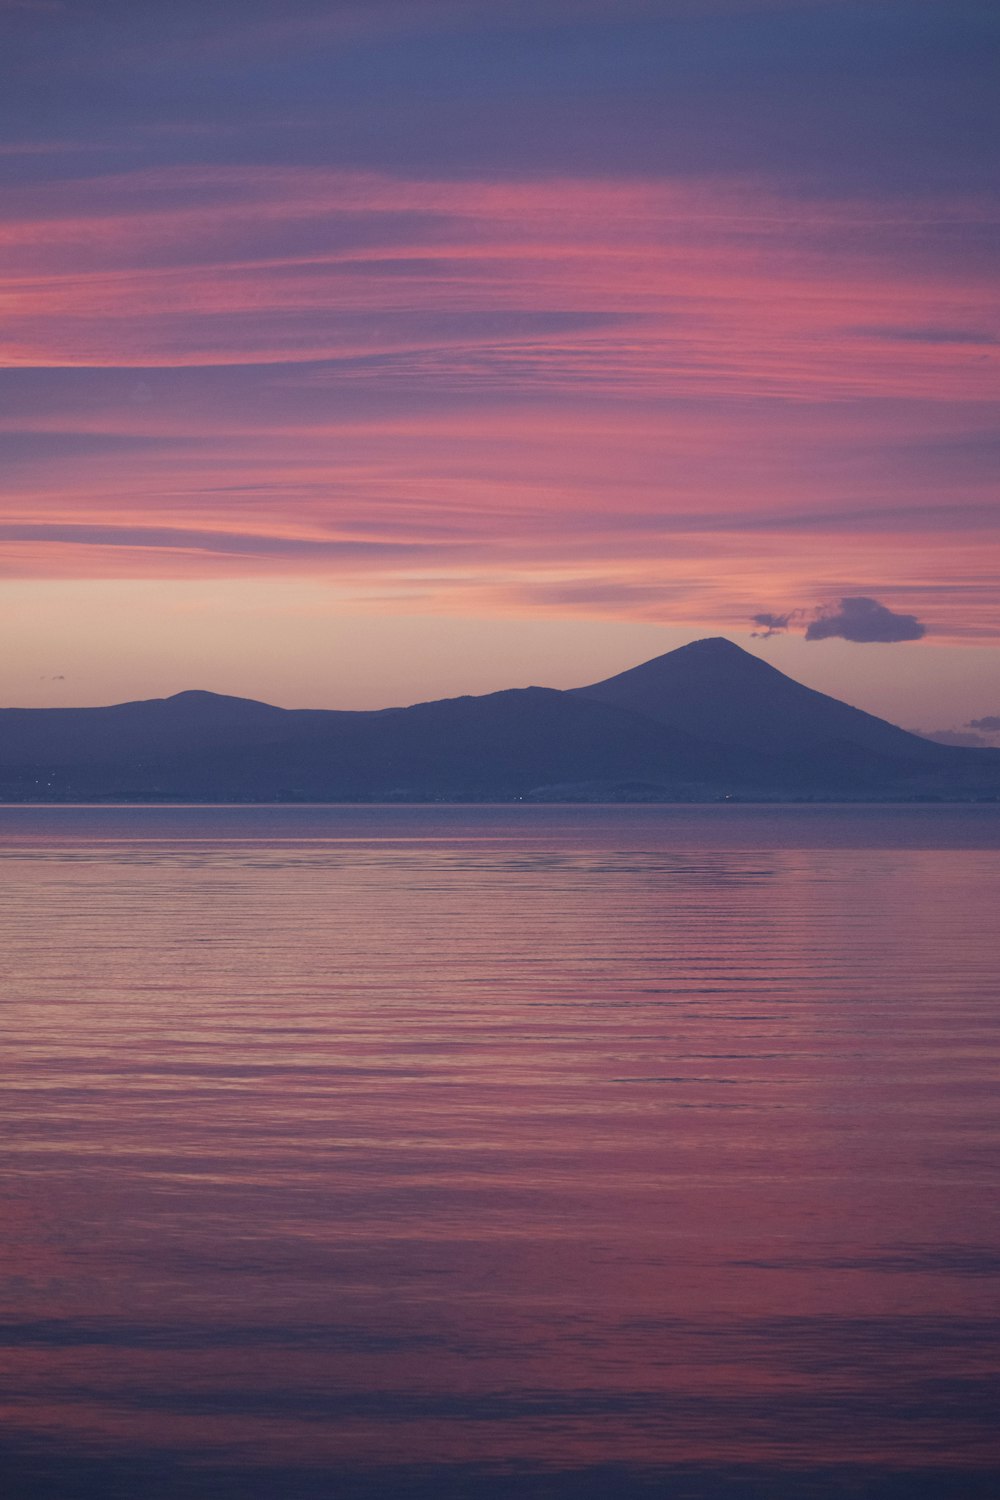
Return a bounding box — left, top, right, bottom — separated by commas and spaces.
1, 805, 999, 1498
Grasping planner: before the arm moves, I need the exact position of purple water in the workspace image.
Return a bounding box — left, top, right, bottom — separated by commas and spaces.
2, 805, 999, 1498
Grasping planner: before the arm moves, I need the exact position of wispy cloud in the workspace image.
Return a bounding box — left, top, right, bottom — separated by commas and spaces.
0, 521, 442, 564
2, 166, 995, 407
751, 610, 797, 639
1, 3, 998, 662
849, 325, 998, 347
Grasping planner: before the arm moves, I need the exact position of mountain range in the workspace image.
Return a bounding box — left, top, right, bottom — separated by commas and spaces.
2, 637, 997, 802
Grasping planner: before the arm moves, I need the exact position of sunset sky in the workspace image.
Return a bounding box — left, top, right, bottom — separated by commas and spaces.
2, 0, 998, 735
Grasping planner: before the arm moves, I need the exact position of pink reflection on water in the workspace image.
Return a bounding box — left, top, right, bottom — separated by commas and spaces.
0, 807, 998, 1488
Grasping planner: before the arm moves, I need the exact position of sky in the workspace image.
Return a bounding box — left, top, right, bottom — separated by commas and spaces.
1, 0, 998, 736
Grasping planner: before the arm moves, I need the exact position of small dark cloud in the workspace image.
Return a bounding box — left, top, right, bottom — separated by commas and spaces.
968, 715, 1000, 732
805, 596, 926, 644
750, 610, 795, 638
751, 595, 929, 644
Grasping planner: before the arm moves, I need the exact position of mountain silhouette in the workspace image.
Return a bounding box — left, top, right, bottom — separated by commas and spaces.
1, 638, 997, 802
573, 637, 943, 759
0, 689, 289, 766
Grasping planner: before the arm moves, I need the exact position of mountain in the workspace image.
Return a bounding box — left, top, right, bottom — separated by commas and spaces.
573, 637, 945, 760
1, 639, 997, 801
140, 688, 760, 801
0, 689, 289, 765
0, 686, 756, 801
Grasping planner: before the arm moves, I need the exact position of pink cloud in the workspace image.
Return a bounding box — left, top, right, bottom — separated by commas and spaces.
0, 166, 996, 641
1, 168, 994, 402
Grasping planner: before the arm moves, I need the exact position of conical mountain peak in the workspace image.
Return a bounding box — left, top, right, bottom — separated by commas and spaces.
573, 636, 937, 758
655, 636, 766, 667
593, 637, 766, 678
676, 636, 745, 654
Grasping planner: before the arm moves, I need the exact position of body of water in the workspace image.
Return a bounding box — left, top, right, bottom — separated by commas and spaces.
1, 805, 999, 1498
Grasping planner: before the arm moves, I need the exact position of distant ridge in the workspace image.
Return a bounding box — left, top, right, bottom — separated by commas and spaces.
1, 638, 997, 802
0, 688, 290, 766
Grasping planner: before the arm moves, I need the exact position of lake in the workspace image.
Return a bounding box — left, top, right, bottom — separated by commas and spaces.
1, 804, 999, 1498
